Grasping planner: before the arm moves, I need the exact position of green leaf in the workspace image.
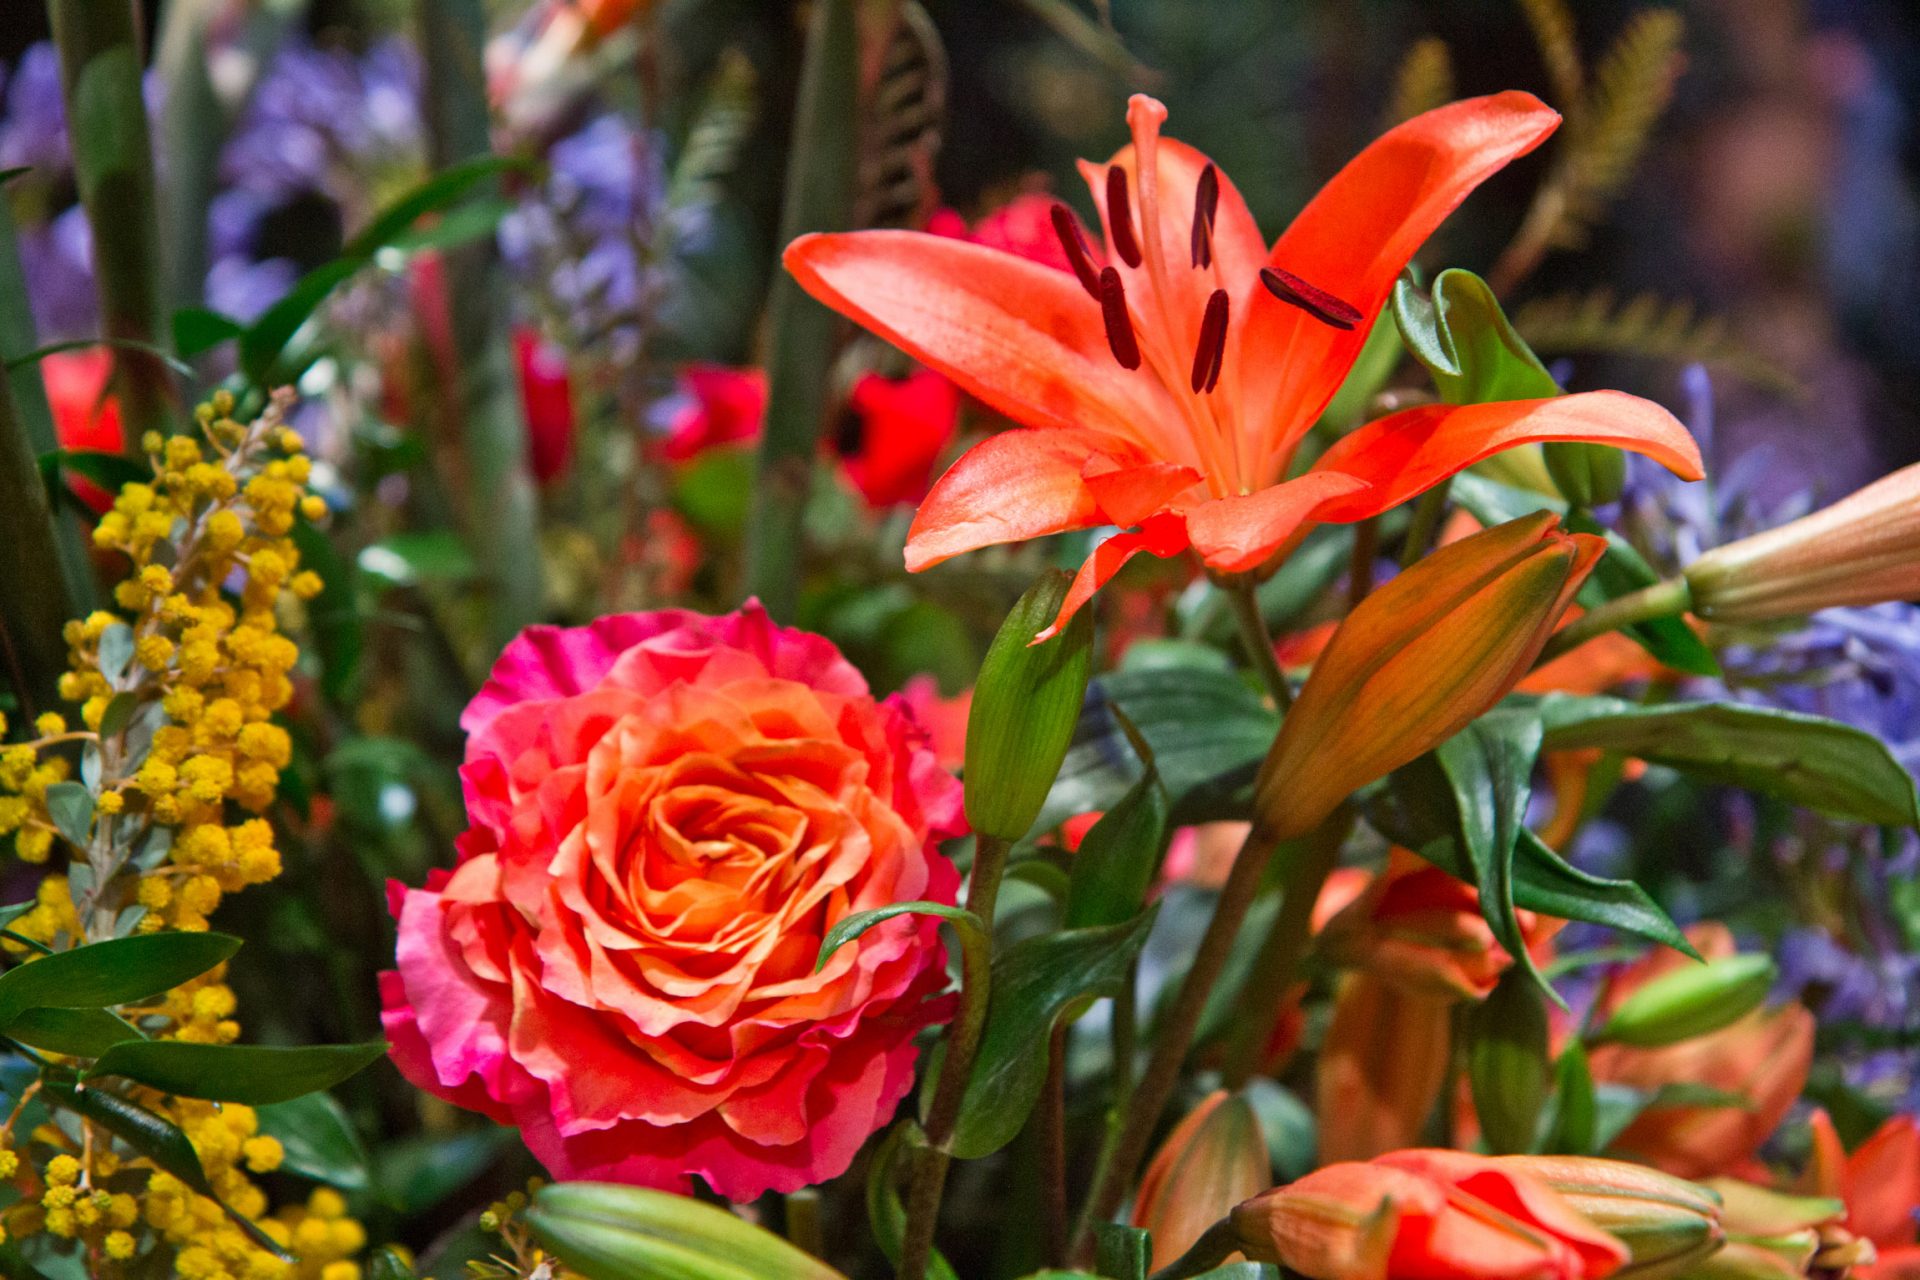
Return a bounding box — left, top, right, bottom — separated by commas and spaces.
965, 570, 1095, 840
1538, 694, 1920, 826
171, 306, 243, 358
43, 448, 148, 497
949, 909, 1157, 1159
42, 781, 93, 850
1506, 831, 1697, 958
364, 1247, 419, 1280
0, 932, 240, 1027
258, 1092, 371, 1191
371, 1127, 515, 1216
815, 902, 984, 974
356, 530, 479, 587
1542, 1042, 1598, 1155
3, 1007, 140, 1058
1093, 1222, 1150, 1280
291, 517, 363, 706
528, 1181, 849, 1280
85, 1039, 388, 1104
1064, 746, 1169, 930
96, 691, 138, 738
5, 337, 193, 381
1393, 269, 1560, 406
865, 1124, 959, 1280
1466, 969, 1551, 1154
1041, 667, 1279, 833
345, 155, 524, 259
1433, 710, 1555, 999
1565, 511, 1718, 676
1592, 953, 1776, 1047
238, 258, 356, 383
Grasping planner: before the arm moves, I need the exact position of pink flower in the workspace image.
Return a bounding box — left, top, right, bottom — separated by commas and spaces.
380, 605, 965, 1201
928, 192, 1088, 275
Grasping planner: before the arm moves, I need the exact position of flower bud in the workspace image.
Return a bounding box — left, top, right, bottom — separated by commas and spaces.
965, 569, 1094, 839
1316, 972, 1451, 1163
1685, 462, 1920, 622
1490, 1156, 1725, 1277
527, 1183, 848, 1280
1255, 513, 1603, 839
1546, 442, 1628, 508
1133, 1090, 1270, 1269
1593, 954, 1777, 1048
1692, 1180, 1869, 1280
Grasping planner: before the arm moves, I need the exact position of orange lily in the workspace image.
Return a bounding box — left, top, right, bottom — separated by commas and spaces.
785, 92, 1703, 635
1801, 1110, 1920, 1278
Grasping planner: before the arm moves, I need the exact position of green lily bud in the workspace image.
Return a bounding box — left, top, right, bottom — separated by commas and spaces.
1467, 968, 1551, 1155
1684, 1180, 1870, 1280
1490, 1156, 1725, 1279
964, 569, 1094, 840
1546, 442, 1628, 508
1594, 954, 1777, 1047
527, 1182, 849, 1280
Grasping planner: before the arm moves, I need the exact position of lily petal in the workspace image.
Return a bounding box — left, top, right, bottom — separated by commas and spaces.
1181, 471, 1370, 574
785, 231, 1177, 451
1082, 456, 1205, 527
905, 427, 1134, 571
1237, 92, 1562, 469
1307, 391, 1704, 523
1036, 513, 1190, 644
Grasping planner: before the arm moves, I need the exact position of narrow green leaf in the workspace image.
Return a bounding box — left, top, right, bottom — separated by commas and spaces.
949, 908, 1158, 1159
1538, 694, 1920, 826
85, 1039, 388, 1104
258, 1092, 372, 1191
43, 781, 93, 850
3, 1007, 141, 1058
344, 155, 524, 259
1542, 1042, 1598, 1155
865, 1124, 960, 1280
291, 518, 363, 706
529, 1182, 849, 1280
97, 691, 139, 738
815, 902, 984, 974
1065, 751, 1169, 930
5, 338, 193, 380
45, 448, 149, 495
1565, 512, 1718, 675
171, 307, 243, 358
1507, 831, 1697, 958
0, 932, 241, 1026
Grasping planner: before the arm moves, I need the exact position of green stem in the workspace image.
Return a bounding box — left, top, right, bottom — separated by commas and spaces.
1535, 578, 1692, 665
898, 832, 1008, 1280
1225, 577, 1291, 712
785, 1190, 824, 1260
48, 0, 175, 455
1347, 516, 1379, 609
1038, 1020, 1070, 1267
155, 0, 227, 317
745, 0, 861, 620
1147, 1219, 1239, 1280
1399, 478, 1454, 569
1072, 820, 1284, 1255
1220, 811, 1351, 1087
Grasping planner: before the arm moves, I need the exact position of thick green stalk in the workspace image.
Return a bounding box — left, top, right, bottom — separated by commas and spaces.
416, 0, 546, 647
48, 0, 174, 455
154, 0, 226, 316
0, 194, 96, 616
1226, 577, 1292, 711
0, 379, 77, 719
744, 0, 861, 620
1535, 577, 1692, 664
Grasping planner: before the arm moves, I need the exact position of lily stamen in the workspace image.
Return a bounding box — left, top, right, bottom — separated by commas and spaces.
1106, 166, 1143, 268
1050, 203, 1102, 298
1191, 288, 1229, 393
1191, 163, 1219, 270
1260, 266, 1363, 330
1098, 267, 1143, 369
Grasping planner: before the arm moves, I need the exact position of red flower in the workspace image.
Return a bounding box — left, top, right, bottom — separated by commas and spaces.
839, 370, 961, 507
659, 364, 767, 462
928, 192, 1085, 275
514, 327, 575, 484
786, 93, 1703, 638
43, 348, 123, 512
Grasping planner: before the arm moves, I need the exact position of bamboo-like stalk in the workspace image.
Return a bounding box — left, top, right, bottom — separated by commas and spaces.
154, 0, 226, 317
47, 0, 175, 456
744, 0, 861, 621
416, 0, 547, 647
0, 378, 81, 720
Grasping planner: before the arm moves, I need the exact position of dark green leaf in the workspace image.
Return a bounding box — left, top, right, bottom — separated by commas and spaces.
1041, 667, 1279, 833
357, 531, 478, 586
343, 155, 523, 259
1065, 751, 1168, 930
1466, 969, 1550, 1154
42, 781, 93, 850
1538, 694, 1920, 826
0, 932, 240, 1026
371, 1128, 515, 1216
5, 338, 193, 380
815, 902, 984, 974
96, 691, 138, 738
238, 258, 356, 383
85, 1039, 387, 1104
1542, 1042, 1598, 1155
1507, 831, 1697, 957
3, 1007, 140, 1058
291, 518, 362, 706
949, 909, 1157, 1159
43, 448, 148, 496
171, 306, 243, 358
258, 1092, 371, 1191
1092, 1222, 1150, 1280
363, 1247, 418, 1280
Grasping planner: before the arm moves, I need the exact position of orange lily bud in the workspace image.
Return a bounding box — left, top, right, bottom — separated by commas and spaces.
1587, 927, 1815, 1180
1231, 1149, 1630, 1280
1132, 1090, 1271, 1269
1685, 462, 1920, 622
1315, 972, 1453, 1163
1491, 1155, 1725, 1277
1696, 1180, 1873, 1280
1254, 513, 1603, 839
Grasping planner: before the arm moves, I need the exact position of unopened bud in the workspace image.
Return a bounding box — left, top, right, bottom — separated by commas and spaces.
1490, 1156, 1724, 1278
1133, 1090, 1270, 1269
1595, 954, 1777, 1048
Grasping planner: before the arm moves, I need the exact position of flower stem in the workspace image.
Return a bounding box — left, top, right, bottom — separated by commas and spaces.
1147, 1218, 1239, 1280
1399, 478, 1454, 569
1220, 810, 1351, 1087
1225, 578, 1291, 712
1347, 517, 1379, 609
785, 1190, 824, 1260
1039, 1020, 1070, 1266
1072, 820, 1284, 1255
898, 832, 1009, 1280
1535, 577, 1693, 665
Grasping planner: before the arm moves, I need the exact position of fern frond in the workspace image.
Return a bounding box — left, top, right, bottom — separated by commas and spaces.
1517, 0, 1584, 113
1384, 37, 1454, 128
659, 46, 757, 247
1553, 8, 1683, 249
1514, 289, 1801, 397
857, 2, 947, 231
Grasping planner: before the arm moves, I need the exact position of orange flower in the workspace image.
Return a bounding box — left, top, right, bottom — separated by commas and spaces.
1231, 1149, 1629, 1280
785, 93, 1701, 636
1801, 1109, 1920, 1277
1586, 925, 1814, 1179
1133, 1090, 1270, 1269
1315, 972, 1453, 1164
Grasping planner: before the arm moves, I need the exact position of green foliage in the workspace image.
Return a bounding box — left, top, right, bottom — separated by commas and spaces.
257, 1092, 372, 1191
866, 1126, 961, 1280
1593, 954, 1777, 1046
84, 1039, 389, 1105
815, 901, 986, 974
1561, 10, 1685, 249
528, 1182, 850, 1280
0, 932, 239, 1028
1514, 289, 1801, 397
1064, 752, 1170, 930
1467, 969, 1551, 1154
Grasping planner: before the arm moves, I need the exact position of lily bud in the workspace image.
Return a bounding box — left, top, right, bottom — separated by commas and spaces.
1132, 1090, 1270, 1269
1255, 513, 1603, 839
1316, 972, 1452, 1163
1684, 462, 1920, 622
1593, 954, 1777, 1048
1691, 1180, 1871, 1280
527, 1182, 848, 1280
1490, 1156, 1725, 1277
1232, 1149, 1630, 1280
1546, 442, 1628, 508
